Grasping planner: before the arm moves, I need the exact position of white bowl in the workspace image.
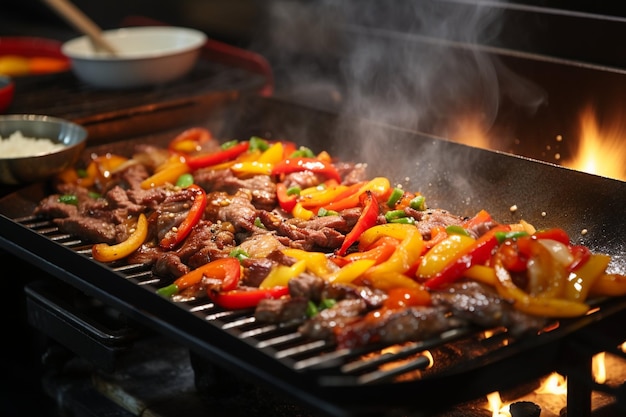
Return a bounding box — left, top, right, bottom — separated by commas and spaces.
62, 26, 207, 89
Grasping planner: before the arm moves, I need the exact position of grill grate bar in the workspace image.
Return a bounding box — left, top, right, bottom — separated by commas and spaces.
357, 355, 432, 385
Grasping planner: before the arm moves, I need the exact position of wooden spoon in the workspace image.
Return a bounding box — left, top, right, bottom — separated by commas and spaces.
42, 0, 118, 55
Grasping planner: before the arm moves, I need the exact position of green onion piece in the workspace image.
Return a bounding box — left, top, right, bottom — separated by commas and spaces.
157, 284, 179, 298
254, 217, 265, 229
58, 194, 78, 205
386, 187, 404, 208
229, 248, 250, 262
286, 186, 301, 196
390, 217, 415, 224
88, 191, 101, 199
445, 225, 471, 237
385, 209, 407, 222
220, 139, 239, 150
409, 195, 426, 211
175, 173, 194, 188
306, 300, 319, 317
317, 208, 338, 217
76, 168, 88, 178
318, 298, 337, 310
249, 136, 269, 152
290, 146, 315, 158
495, 231, 530, 244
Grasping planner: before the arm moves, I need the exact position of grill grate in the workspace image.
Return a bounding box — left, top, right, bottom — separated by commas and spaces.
16, 214, 517, 386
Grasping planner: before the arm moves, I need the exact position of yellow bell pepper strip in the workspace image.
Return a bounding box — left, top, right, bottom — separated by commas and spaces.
186, 140, 250, 170
156, 257, 241, 298
323, 177, 391, 212
271, 157, 342, 183
298, 180, 348, 209
140, 157, 190, 189
168, 127, 212, 154
230, 161, 274, 176
336, 191, 380, 256
159, 184, 207, 250
383, 287, 432, 309
589, 273, 626, 297
256, 141, 284, 164
564, 253, 611, 301
327, 259, 376, 284
358, 223, 417, 250
423, 226, 507, 290
416, 234, 476, 279
361, 224, 424, 283
463, 264, 497, 286
259, 259, 307, 289
276, 182, 298, 212
281, 248, 335, 277
292, 202, 314, 220
92, 214, 148, 262
493, 257, 590, 318
208, 286, 290, 310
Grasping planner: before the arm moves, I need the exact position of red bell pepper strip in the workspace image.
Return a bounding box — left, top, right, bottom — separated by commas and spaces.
423, 226, 507, 290
271, 157, 341, 182
160, 184, 207, 250
532, 227, 571, 246
156, 257, 241, 298
336, 191, 380, 256
209, 286, 289, 309
186, 141, 250, 170
275, 182, 298, 212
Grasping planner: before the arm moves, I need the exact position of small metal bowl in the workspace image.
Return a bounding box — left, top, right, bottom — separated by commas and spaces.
0, 115, 87, 185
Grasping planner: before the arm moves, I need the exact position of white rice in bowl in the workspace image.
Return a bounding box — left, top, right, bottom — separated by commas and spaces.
0, 130, 66, 158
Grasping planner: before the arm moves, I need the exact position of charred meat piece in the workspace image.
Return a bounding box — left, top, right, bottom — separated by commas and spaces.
431, 280, 547, 336
333, 305, 464, 350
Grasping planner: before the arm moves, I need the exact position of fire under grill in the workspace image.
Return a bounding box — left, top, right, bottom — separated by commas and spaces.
2, 95, 626, 417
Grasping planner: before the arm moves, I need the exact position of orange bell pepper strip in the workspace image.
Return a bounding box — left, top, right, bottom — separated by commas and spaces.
332, 236, 399, 267
271, 157, 341, 183
186, 140, 250, 170
140, 157, 190, 189
590, 272, 626, 297
383, 287, 432, 309
156, 257, 241, 298
92, 214, 148, 262
323, 177, 391, 212
159, 184, 207, 250
168, 127, 212, 154
336, 191, 380, 256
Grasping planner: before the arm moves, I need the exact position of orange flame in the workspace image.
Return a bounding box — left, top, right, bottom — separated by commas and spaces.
562, 106, 626, 181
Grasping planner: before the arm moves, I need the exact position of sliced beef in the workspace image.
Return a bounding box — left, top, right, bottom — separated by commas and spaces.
411, 208, 466, 239
431, 280, 547, 336
195, 169, 276, 210
298, 298, 368, 341
333, 305, 464, 349
255, 297, 309, 324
